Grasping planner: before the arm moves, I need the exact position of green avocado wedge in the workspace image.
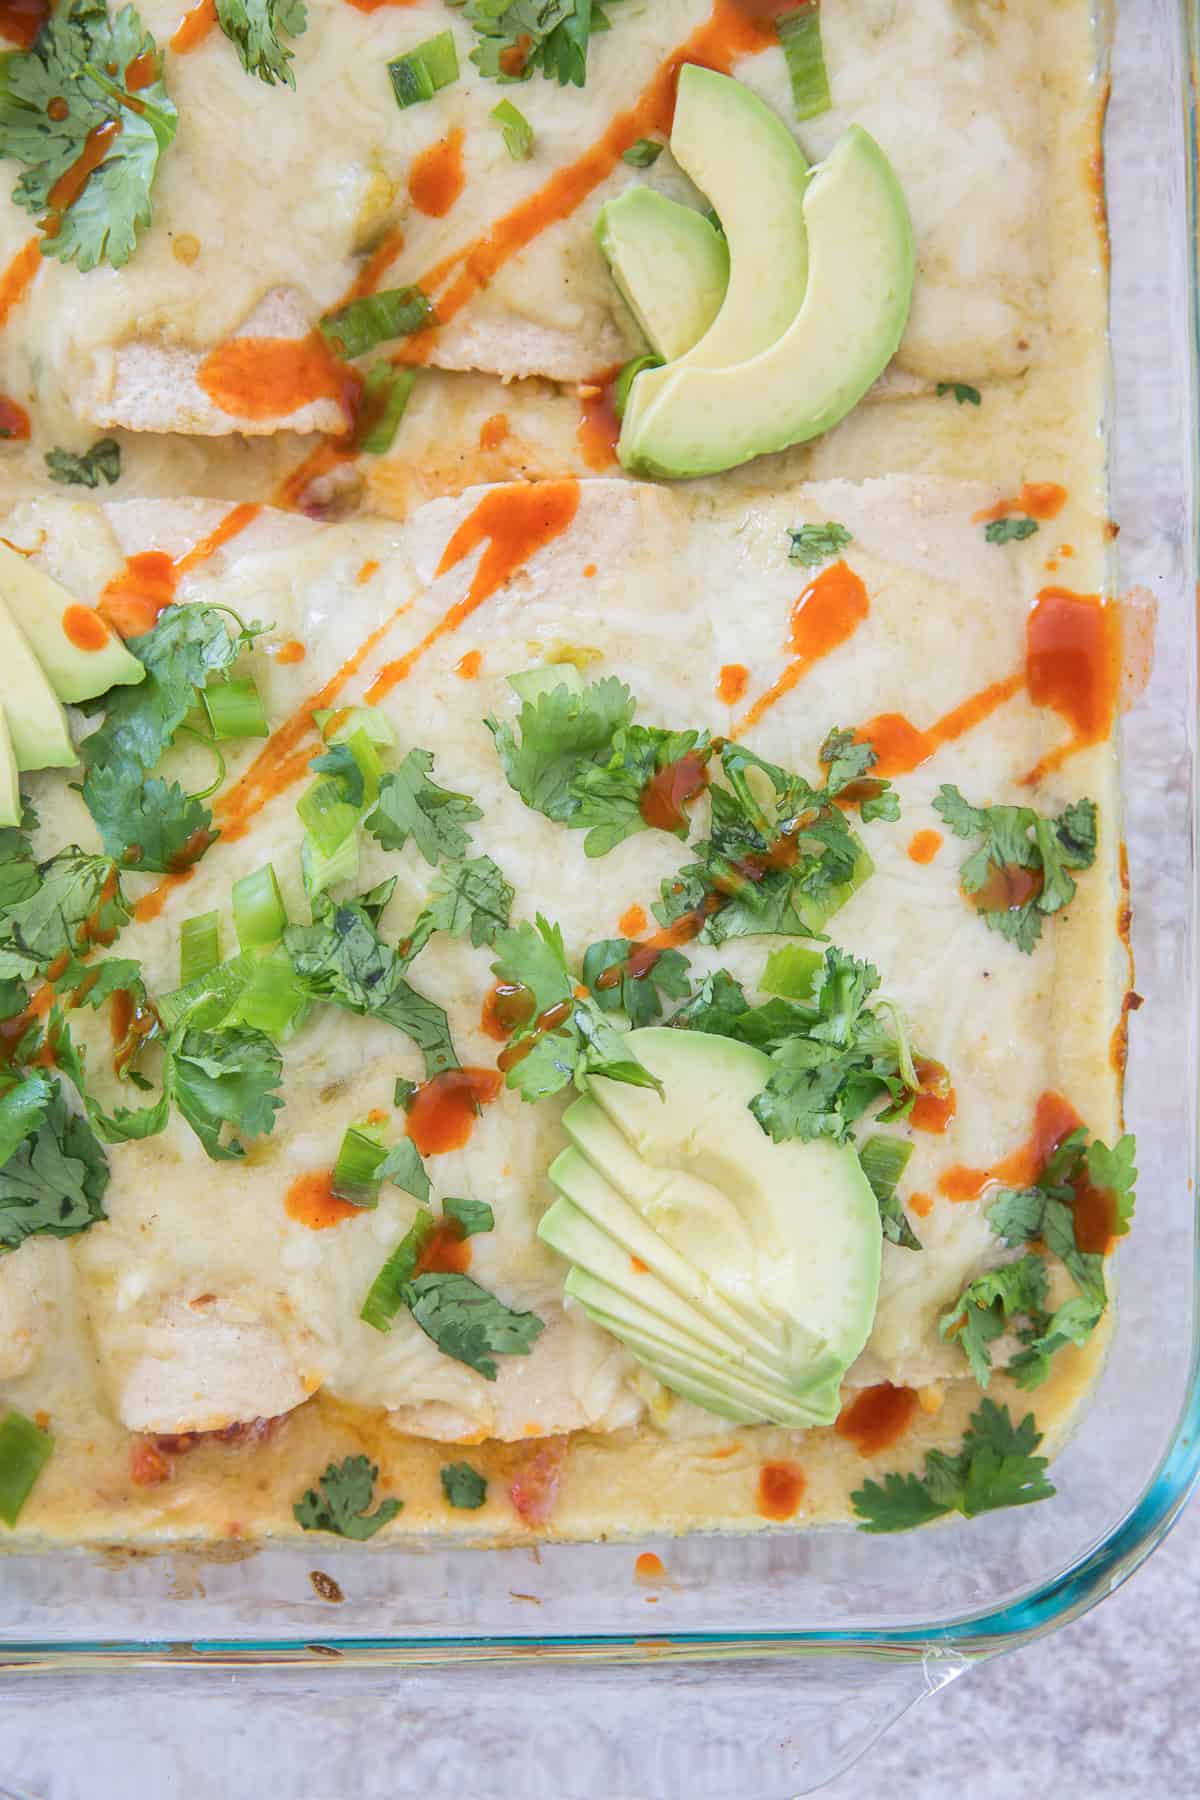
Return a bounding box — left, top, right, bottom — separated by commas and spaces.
0, 593, 75, 771
596, 187, 730, 362
620, 125, 915, 479
0, 540, 144, 704
539, 1027, 882, 1427
0, 707, 20, 828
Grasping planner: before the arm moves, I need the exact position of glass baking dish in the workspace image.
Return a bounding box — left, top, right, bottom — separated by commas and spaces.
0, 3, 1194, 1795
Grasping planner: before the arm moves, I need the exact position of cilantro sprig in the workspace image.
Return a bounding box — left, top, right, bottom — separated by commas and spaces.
582, 937, 690, 1029
0, 0, 176, 271
215, 0, 307, 88
293, 1454, 401, 1540
45, 437, 120, 488
787, 522, 852, 566
934, 785, 1097, 953
447, 0, 626, 87
0, 1070, 109, 1250
851, 1398, 1054, 1532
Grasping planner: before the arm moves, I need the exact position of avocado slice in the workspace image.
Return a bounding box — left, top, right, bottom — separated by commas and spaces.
0, 594, 76, 771
621, 126, 915, 479
618, 67, 810, 444
0, 541, 145, 705
540, 1027, 881, 1427
0, 708, 20, 828
597, 188, 730, 362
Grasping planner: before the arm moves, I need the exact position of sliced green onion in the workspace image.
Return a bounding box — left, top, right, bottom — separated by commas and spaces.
613, 353, 663, 421
361, 1211, 435, 1332
388, 29, 459, 109
297, 779, 360, 858
778, 3, 831, 122
201, 677, 268, 742
507, 663, 584, 704
342, 727, 384, 808
332, 1125, 388, 1208
491, 98, 533, 159
222, 949, 309, 1042
176, 724, 226, 799
158, 960, 250, 1034
232, 863, 287, 951
761, 943, 824, 1001
314, 705, 396, 748
0, 1409, 52, 1526
319, 287, 434, 360
622, 137, 663, 168
301, 829, 360, 903
179, 911, 221, 985
357, 365, 417, 456
859, 1134, 913, 1205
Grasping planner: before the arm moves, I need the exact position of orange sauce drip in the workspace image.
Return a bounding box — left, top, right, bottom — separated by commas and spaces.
939, 1091, 1083, 1202
857, 674, 1026, 778
356, 559, 380, 586
414, 1217, 472, 1277
285, 1171, 362, 1231
480, 980, 535, 1043
0, 396, 30, 440
454, 648, 482, 680
634, 1552, 665, 1583
1022, 587, 1121, 785
909, 1191, 933, 1218
836, 1384, 920, 1457
639, 751, 709, 833
62, 603, 111, 653
406, 1067, 502, 1156
910, 1059, 956, 1134
197, 335, 356, 426
275, 640, 306, 665
0, 237, 41, 329
98, 552, 179, 639
497, 998, 574, 1072
0, 0, 47, 48
973, 482, 1068, 525
43, 119, 120, 238
343, 0, 424, 11
409, 127, 466, 219
971, 861, 1043, 913
175, 502, 262, 575
756, 1460, 805, 1521
366, 480, 580, 704
733, 563, 869, 735
170, 0, 217, 52
630, 1255, 649, 1274
618, 903, 648, 939
479, 413, 508, 451
906, 829, 943, 865
717, 663, 748, 706
125, 49, 157, 90
577, 369, 622, 471
130, 1438, 171, 1486
109, 988, 133, 1046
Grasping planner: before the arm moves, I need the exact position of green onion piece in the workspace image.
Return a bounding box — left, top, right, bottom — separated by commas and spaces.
357, 365, 417, 456
491, 98, 533, 159
319, 287, 434, 360
332, 1125, 388, 1208
859, 1134, 913, 1205
0, 1409, 51, 1526
314, 705, 397, 748
297, 779, 360, 858
179, 911, 221, 985
301, 829, 360, 903
222, 949, 309, 1042
761, 943, 824, 1001
232, 863, 287, 951
613, 353, 663, 421
388, 29, 459, 109
342, 726, 384, 809
201, 677, 269, 742
622, 137, 663, 168
361, 1211, 436, 1332
778, 3, 831, 121
158, 960, 250, 1034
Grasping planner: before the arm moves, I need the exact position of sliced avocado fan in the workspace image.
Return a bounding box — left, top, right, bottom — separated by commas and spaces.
0, 539, 144, 704
538, 1027, 882, 1428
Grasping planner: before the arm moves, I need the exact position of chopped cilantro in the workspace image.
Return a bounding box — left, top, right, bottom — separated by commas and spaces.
443, 1195, 494, 1237
622, 137, 662, 167
45, 438, 120, 488
216, 0, 307, 87
0, 849, 129, 983
0, 0, 176, 271
935, 382, 981, 406
582, 937, 690, 1029
365, 751, 483, 867
293, 1454, 401, 1540
938, 1252, 1049, 1387
81, 765, 213, 874
447, 0, 626, 87
985, 517, 1038, 544
404, 1272, 544, 1379
0, 1074, 109, 1250
167, 1026, 283, 1162
670, 969, 750, 1037
374, 1138, 430, 1204
787, 521, 852, 566
933, 785, 1098, 953
851, 1398, 1054, 1532
441, 1461, 488, 1509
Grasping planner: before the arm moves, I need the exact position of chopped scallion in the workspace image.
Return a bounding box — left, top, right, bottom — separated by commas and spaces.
201, 677, 269, 742
388, 29, 459, 109
778, 3, 831, 121
490, 98, 533, 160
297, 779, 360, 858
179, 911, 221, 986
301, 829, 360, 902
859, 1134, 922, 1252
0, 1409, 52, 1527
332, 1125, 388, 1207
232, 863, 288, 951
622, 137, 662, 167
613, 353, 662, 420
761, 943, 824, 1001
157, 960, 250, 1034
361, 1212, 436, 1332
319, 287, 434, 361
357, 365, 417, 456
314, 706, 396, 748
222, 949, 309, 1041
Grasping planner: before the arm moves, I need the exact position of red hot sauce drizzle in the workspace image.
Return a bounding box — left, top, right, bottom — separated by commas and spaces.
836, 1383, 920, 1457
405, 1067, 502, 1155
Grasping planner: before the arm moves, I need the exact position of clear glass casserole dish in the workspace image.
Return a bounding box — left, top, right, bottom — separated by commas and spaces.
0, 3, 1194, 1795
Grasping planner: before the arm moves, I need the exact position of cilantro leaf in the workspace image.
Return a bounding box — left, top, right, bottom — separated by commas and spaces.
404, 1271, 545, 1380
365, 751, 482, 868
933, 784, 1098, 952
935, 382, 981, 406
293, 1454, 401, 1540
1007, 1294, 1105, 1390
582, 937, 690, 1029
0, 1075, 109, 1250
852, 1398, 1053, 1532
215, 0, 306, 87
45, 437, 120, 488
404, 855, 514, 960
374, 1137, 430, 1204
0, 0, 176, 271
787, 522, 852, 566
939, 1253, 1048, 1387
1086, 1134, 1137, 1234
670, 969, 750, 1037
486, 674, 635, 829
0, 849, 129, 982
441, 1461, 487, 1508
163, 1026, 282, 1162
448, 0, 626, 87
79, 764, 213, 873
985, 517, 1038, 544
443, 1195, 494, 1237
